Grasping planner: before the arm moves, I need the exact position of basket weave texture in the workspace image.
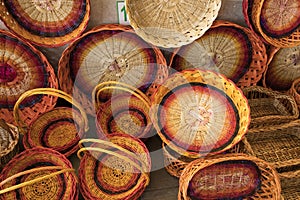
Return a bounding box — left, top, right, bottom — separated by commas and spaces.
288, 77, 300, 109
280, 169, 300, 200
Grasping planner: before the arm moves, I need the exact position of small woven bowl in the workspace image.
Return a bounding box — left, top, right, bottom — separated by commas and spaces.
288, 77, 300, 109
171, 20, 268, 88
0, 147, 78, 199
0, 120, 19, 171
0, 29, 58, 126
77, 133, 151, 200
13, 88, 89, 157
0, 0, 90, 47
58, 24, 167, 116
125, 0, 222, 48
151, 69, 250, 159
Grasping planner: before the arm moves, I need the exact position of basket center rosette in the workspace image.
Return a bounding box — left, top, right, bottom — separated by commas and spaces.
150, 69, 250, 158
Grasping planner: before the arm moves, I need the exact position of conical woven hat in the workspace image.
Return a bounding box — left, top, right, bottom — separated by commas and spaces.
125, 0, 222, 48
0, 0, 90, 47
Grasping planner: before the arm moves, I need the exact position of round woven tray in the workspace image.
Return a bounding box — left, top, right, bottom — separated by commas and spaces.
0, 0, 90, 47
0, 147, 78, 199
13, 88, 89, 157
0, 29, 58, 126
171, 20, 267, 88
288, 77, 300, 109
78, 133, 151, 200
151, 69, 250, 158
125, 0, 222, 48
243, 0, 300, 48
0, 120, 19, 171
58, 24, 167, 116
94, 81, 152, 139
179, 153, 281, 200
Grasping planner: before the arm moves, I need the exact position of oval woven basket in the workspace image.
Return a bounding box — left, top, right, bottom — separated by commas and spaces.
0, 147, 78, 200
0, 120, 19, 171
13, 88, 89, 157
179, 153, 281, 200
58, 24, 168, 116
93, 81, 152, 139
243, 0, 300, 48
77, 133, 151, 200
288, 77, 300, 109
171, 20, 268, 88
0, 0, 90, 47
0, 29, 58, 126
280, 169, 300, 200
151, 69, 250, 158
125, 0, 222, 48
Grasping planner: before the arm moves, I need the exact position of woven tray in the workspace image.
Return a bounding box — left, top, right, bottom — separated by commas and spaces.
93, 81, 152, 139
288, 77, 300, 109
243, 0, 300, 48
179, 153, 281, 200
0, 29, 58, 126
13, 88, 89, 157
151, 69, 250, 158
58, 24, 167, 116
0, 147, 78, 199
77, 133, 151, 200
280, 169, 300, 199
0, 0, 90, 47
171, 20, 268, 88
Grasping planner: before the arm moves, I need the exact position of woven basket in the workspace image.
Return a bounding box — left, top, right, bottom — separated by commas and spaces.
288, 77, 300, 109
13, 88, 89, 157
77, 133, 151, 200
280, 169, 300, 199
151, 69, 250, 158
179, 153, 281, 200
242, 86, 299, 130
93, 81, 152, 139
171, 20, 268, 88
0, 120, 19, 171
0, 147, 78, 199
125, 0, 222, 48
0, 29, 58, 126
58, 24, 168, 116
0, 0, 90, 47
243, 0, 300, 48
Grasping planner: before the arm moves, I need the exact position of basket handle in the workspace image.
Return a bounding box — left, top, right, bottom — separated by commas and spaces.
13, 88, 89, 135
92, 81, 151, 112
0, 166, 75, 195
0, 119, 17, 140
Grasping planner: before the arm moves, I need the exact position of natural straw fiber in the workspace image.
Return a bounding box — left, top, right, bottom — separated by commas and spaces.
280, 169, 300, 199
179, 153, 281, 200
125, 0, 222, 48
171, 20, 267, 88
0, 120, 18, 171
0, 0, 90, 47
0, 147, 78, 200
243, 0, 300, 48
13, 88, 89, 157
288, 77, 300, 109
58, 24, 167, 116
151, 69, 250, 158
77, 133, 151, 200
93, 81, 152, 139
0, 29, 58, 126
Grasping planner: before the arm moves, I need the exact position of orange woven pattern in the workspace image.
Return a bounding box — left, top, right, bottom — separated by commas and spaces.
288, 78, 300, 109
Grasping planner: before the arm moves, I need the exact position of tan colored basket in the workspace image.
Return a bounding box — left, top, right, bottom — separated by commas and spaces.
171, 20, 268, 88
243, 0, 300, 48
280, 169, 300, 200
58, 24, 168, 116
0, 0, 90, 47
125, 0, 222, 48
179, 153, 281, 200
288, 77, 300, 109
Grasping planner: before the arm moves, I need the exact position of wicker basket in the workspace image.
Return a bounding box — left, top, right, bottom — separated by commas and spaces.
0, 147, 78, 199
77, 133, 151, 200
0, 29, 58, 126
0, 0, 90, 47
242, 86, 299, 130
0, 120, 19, 171
58, 24, 167, 116
179, 153, 281, 200
280, 169, 300, 199
93, 81, 152, 139
171, 20, 268, 88
151, 69, 250, 158
13, 88, 89, 157
288, 77, 300, 109
125, 0, 222, 48
242, 0, 300, 48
